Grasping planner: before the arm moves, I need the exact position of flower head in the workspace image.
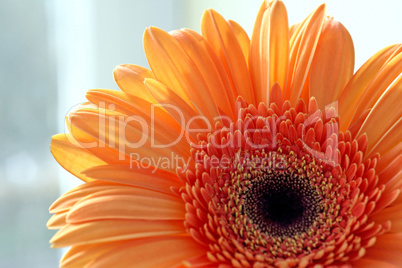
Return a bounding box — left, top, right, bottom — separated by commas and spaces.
48, 1, 402, 267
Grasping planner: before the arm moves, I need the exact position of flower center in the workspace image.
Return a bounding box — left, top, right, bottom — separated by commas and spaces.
181, 97, 382, 265
243, 171, 322, 237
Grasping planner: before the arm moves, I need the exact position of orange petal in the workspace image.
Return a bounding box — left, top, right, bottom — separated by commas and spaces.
361, 248, 402, 267
82, 164, 183, 195
371, 203, 402, 222
249, 0, 272, 103
285, 4, 326, 105
51, 133, 105, 182
183, 28, 237, 111
47, 211, 68, 229
350, 50, 402, 125
69, 109, 163, 162
367, 118, 402, 159
355, 75, 402, 151
309, 18, 354, 111
49, 181, 123, 213
353, 257, 400, 268
228, 19, 250, 68
381, 155, 402, 193
371, 189, 400, 215
51, 219, 185, 247
377, 142, 402, 174
171, 29, 236, 118
373, 233, 402, 252
201, 9, 255, 104
289, 22, 300, 38
66, 187, 185, 223
62, 104, 131, 165
86, 89, 168, 121
86, 89, 153, 117
348, 109, 370, 138
390, 219, 402, 232
143, 26, 220, 122
250, 0, 289, 104
69, 108, 190, 170
61, 242, 122, 268
89, 236, 206, 268
339, 44, 402, 130
183, 254, 212, 267
266, 0, 289, 97
144, 78, 207, 142
269, 82, 284, 107
85, 88, 192, 156
113, 64, 155, 102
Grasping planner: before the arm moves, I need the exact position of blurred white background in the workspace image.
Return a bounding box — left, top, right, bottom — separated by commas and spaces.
0, 0, 400, 267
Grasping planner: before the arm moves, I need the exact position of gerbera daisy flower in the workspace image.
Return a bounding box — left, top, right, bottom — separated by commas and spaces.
48, 1, 402, 267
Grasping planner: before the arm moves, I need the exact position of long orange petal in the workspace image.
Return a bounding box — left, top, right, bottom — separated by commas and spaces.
183, 28, 237, 112
171, 29, 236, 118
361, 248, 402, 267
367, 118, 402, 159
377, 142, 402, 174
66, 187, 185, 223
49, 181, 127, 213
143, 26, 220, 122
289, 22, 300, 39
113, 64, 155, 102
65, 115, 131, 166
61, 242, 122, 268
51, 219, 185, 248
86, 89, 153, 117
339, 44, 402, 130
350, 50, 402, 125
371, 203, 402, 222
266, 1, 288, 97
88, 236, 206, 268
85, 88, 193, 155
250, 0, 289, 104
373, 233, 402, 252
381, 155, 402, 193
285, 4, 326, 105
249, 0, 271, 103
47, 211, 68, 229
355, 75, 402, 151
228, 19, 250, 68
69, 108, 190, 170
81, 164, 182, 195
309, 18, 354, 111
353, 257, 399, 268
201, 9, 255, 104
51, 133, 105, 182
144, 78, 208, 142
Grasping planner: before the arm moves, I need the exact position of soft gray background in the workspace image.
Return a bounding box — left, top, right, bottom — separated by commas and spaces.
0, 0, 400, 267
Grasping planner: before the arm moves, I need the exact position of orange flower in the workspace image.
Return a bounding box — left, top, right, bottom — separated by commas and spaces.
48, 1, 402, 267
